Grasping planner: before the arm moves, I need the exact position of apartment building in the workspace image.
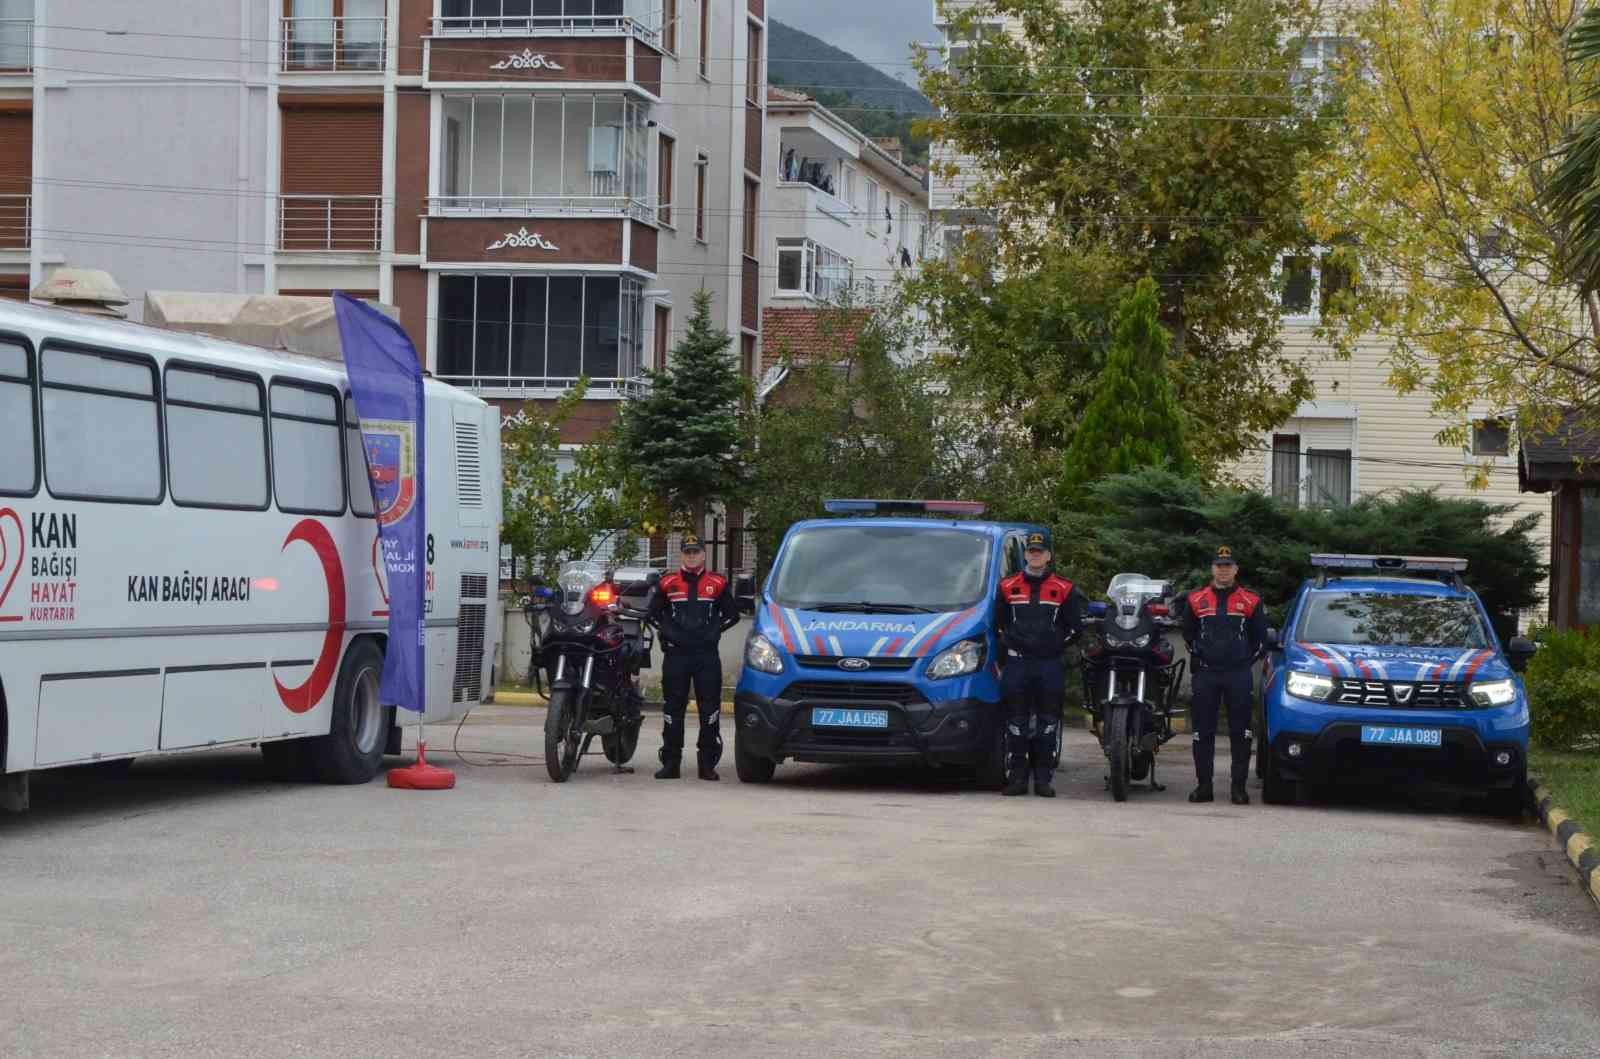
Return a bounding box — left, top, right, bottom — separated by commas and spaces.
0, 0, 766, 449
926, 2, 1547, 562
761, 86, 929, 367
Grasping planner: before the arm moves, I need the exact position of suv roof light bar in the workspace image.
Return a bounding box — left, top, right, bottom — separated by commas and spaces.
1310, 553, 1468, 587
823, 499, 988, 517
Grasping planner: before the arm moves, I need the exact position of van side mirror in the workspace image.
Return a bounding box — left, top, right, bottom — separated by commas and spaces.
1265, 627, 1283, 651
734, 574, 757, 615
1507, 636, 1537, 672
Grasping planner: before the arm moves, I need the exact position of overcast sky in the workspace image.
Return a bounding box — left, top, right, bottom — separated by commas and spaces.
772, 0, 939, 86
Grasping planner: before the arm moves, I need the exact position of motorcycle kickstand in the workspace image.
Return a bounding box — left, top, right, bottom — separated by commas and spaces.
612, 762, 634, 775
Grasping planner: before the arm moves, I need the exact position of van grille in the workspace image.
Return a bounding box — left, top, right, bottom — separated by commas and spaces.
780, 680, 927, 706
794, 654, 917, 671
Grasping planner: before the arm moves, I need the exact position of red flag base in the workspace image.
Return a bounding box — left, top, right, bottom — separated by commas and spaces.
387, 741, 456, 790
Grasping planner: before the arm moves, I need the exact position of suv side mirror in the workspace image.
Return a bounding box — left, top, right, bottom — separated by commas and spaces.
1507, 635, 1537, 672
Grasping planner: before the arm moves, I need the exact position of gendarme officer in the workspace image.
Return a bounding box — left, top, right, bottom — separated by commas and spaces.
648, 534, 740, 781
1179, 546, 1266, 805
994, 531, 1085, 798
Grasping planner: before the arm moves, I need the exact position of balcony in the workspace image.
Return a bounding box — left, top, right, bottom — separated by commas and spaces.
0, 195, 28, 250
278, 195, 382, 252
771, 180, 853, 230
433, 0, 660, 47
281, 16, 386, 72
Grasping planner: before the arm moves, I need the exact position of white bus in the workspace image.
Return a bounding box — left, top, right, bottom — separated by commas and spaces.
0, 299, 501, 810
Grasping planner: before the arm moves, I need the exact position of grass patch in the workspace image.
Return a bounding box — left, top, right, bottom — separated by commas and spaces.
1530, 748, 1600, 831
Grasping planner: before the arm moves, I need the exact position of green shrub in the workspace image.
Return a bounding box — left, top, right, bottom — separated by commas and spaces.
1525, 627, 1600, 751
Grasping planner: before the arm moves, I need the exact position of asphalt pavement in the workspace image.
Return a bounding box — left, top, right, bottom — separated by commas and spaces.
2, 704, 1598, 1058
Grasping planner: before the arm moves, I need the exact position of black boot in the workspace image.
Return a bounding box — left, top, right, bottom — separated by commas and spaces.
697, 752, 720, 782
1188, 783, 1214, 803
1231, 782, 1250, 805
654, 752, 681, 780
1002, 768, 1029, 796
1033, 775, 1056, 798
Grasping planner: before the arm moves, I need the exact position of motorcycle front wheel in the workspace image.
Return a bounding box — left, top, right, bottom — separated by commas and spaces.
1106, 703, 1132, 802
602, 719, 640, 765
544, 688, 581, 782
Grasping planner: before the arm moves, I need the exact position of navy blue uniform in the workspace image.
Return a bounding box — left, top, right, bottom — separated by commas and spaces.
995, 570, 1085, 788
1179, 584, 1267, 788
648, 567, 740, 768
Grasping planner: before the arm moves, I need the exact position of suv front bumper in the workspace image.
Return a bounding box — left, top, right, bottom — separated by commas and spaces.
1267, 722, 1526, 790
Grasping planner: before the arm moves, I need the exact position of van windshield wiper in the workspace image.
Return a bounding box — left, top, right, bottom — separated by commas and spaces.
803, 601, 935, 614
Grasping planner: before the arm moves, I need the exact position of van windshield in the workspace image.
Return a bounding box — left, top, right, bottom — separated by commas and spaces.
1296, 591, 1490, 648
771, 526, 992, 613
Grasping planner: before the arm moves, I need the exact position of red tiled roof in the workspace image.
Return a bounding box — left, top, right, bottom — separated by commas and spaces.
767, 86, 811, 103
761, 307, 872, 370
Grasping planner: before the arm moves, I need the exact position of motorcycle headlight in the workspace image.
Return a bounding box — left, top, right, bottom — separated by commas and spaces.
1132, 633, 1152, 649
745, 633, 785, 675
928, 639, 984, 679
1469, 679, 1517, 708
1287, 670, 1335, 702
561, 595, 585, 616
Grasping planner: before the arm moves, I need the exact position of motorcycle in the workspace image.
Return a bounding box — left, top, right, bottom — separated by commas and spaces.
1081, 574, 1186, 802
527, 561, 659, 782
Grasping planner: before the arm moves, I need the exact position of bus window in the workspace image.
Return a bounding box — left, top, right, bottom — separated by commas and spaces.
165, 364, 269, 510
0, 337, 37, 496
41, 345, 163, 503
345, 396, 375, 518
270, 380, 344, 515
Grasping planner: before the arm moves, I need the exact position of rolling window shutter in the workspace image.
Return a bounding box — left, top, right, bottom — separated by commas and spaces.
279, 103, 382, 196
0, 112, 31, 193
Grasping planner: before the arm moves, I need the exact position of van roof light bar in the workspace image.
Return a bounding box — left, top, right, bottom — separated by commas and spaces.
823, 499, 988, 517
1310, 553, 1468, 587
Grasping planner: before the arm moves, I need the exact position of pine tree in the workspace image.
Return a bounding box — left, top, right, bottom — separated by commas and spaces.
1058, 277, 1194, 503
617, 289, 749, 523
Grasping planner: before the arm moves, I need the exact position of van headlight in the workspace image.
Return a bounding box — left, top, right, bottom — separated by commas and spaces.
1286, 670, 1335, 702
745, 633, 785, 675
928, 639, 984, 679
1469, 679, 1517, 708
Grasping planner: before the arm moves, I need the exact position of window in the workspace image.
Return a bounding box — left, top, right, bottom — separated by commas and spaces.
165, 365, 269, 510
695, 152, 708, 242
270, 381, 344, 515
654, 304, 671, 371
1307, 449, 1352, 507
0, 338, 36, 495
746, 21, 762, 104
436, 274, 645, 387
1472, 417, 1511, 458
284, 0, 385, 71
345, 396, 376, 517
0, 0, 31, 70
1280, 255, 1315, 315
439, 93, 650, 211
657, 132, 675, 226
898, 201, 910, 245
663, 0, 677, 53
42, 346, 162, 503
440, 0, 634, 33
699, 0, 710, 80
1270, 434, 1300, 503
1293, 36, 1355, 104
866, 179, 880, 230
742, 178, 758, 258
840, 165, 856, 208
776, 238, 851, 301
741, 333, 756, 378
1474, 225, 1511, 262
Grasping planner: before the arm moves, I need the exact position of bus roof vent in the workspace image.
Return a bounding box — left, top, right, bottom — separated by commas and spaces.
454, 419, 483, 509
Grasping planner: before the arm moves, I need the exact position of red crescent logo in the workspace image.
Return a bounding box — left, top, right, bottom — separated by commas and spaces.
0, 507, 23, 623
275, 519, 347, 714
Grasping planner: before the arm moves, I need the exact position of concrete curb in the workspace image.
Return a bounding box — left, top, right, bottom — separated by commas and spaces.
1529, 775, 1600, 911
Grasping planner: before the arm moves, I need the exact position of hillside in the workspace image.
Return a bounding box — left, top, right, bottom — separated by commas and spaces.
768, 19, 933, 167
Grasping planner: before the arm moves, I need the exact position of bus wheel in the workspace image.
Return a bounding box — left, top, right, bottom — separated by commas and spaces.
310, 639, 387, 784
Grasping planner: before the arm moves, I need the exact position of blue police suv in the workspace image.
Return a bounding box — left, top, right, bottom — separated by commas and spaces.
732, 500, 1045, 786
1260, 554, 1537, 811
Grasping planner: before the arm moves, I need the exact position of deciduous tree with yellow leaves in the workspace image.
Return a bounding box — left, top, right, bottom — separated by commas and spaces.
1302, 0, 1599, 458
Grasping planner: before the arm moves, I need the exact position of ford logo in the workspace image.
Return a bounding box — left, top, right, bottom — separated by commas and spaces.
838, 657, 871, 671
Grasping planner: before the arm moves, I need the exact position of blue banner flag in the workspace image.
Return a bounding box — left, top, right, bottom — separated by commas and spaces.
333, 292, 426, 712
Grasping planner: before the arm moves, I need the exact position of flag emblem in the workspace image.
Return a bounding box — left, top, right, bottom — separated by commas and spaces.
362, 419, 418, 527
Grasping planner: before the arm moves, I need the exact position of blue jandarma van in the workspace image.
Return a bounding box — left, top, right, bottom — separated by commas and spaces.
732, 500, 1044, 786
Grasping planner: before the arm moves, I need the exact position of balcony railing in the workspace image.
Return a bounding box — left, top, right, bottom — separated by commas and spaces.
281, 17, 386, 72
279, 195, 382, 252
0, 17, 29, 72
433, 6, 659, 47
436, 374, 649, 398
0, 194, 29, 250
429, 195, 654, 223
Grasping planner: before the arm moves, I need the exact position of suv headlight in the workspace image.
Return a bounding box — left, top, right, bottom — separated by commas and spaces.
1286, 670, 1335, 702
1468, 679, 1517, 708
745, 633, 785, 675
928, 639, 984, 679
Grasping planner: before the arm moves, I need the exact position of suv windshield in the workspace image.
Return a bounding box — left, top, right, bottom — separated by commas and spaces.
1296, 590, 1490, 648
771, 525, 992, 612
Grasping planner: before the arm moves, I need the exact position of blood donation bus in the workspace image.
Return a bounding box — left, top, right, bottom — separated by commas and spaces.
0, 299, 501, 810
